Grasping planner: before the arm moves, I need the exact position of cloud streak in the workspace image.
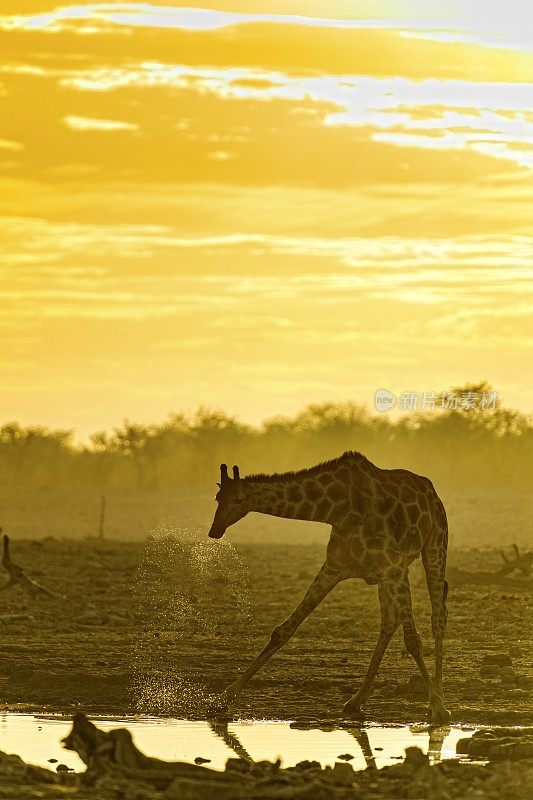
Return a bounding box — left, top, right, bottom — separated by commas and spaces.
2, 3, 532, 52
0, 138, 24, 151
63, 114, 139, 131
52, 63, 533, 169
1, 217, 531, 322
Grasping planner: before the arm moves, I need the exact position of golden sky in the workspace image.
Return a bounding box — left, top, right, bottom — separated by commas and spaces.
1, 1, 532, 436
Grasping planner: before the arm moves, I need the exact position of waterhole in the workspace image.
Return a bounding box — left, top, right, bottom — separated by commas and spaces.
0, 714, 478, 773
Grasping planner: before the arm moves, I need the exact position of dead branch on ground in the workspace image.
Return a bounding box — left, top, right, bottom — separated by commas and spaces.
448, 544, 533, 591
498, 544, 532, 578
0, 532, 57, 598
62, 713, 253, 790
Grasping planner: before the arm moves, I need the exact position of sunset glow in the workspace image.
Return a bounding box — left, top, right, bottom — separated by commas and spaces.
1, 1, 532, 435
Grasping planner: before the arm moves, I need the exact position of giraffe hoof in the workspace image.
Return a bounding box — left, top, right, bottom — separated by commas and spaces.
427, 703, 451, 725
207, 681, 242, 716
342, 697, 365, 718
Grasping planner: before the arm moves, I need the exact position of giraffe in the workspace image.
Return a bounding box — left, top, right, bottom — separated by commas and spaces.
207, 451, 450, 724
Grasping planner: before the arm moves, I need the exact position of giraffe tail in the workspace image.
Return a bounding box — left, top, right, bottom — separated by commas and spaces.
422, 495, 449, 624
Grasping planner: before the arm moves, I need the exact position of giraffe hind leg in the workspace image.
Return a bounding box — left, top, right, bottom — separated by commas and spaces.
422, 534, 448, 697
387, 567, 450, 724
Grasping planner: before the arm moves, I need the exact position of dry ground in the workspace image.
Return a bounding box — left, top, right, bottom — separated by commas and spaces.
0, 538, 530, 724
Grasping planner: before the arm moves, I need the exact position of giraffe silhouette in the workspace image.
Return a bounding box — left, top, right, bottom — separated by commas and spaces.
208, 452, 450, 723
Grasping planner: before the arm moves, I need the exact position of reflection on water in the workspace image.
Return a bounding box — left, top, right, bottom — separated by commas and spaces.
0, 714, 475, 773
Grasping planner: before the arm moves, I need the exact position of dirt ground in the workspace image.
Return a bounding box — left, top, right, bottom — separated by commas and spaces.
0, 537, 530, 725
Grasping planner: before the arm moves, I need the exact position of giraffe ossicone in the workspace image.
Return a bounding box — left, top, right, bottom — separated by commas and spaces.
208, 451, 450, 724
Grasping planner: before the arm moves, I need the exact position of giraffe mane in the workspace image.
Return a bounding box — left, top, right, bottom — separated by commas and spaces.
244, 450, 369, 483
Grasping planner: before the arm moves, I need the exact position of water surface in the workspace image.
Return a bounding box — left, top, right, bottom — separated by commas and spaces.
0, 714, 475, 773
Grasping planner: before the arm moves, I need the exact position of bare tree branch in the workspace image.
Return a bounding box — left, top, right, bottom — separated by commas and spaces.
449, 544, 533, 590
1, 531, 57, 598
498, 545, 532, 578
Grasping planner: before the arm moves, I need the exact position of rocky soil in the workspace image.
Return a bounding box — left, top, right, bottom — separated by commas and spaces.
1, 743, 533, 800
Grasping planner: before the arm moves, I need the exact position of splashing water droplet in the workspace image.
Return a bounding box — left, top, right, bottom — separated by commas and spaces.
130, 518, 255, 715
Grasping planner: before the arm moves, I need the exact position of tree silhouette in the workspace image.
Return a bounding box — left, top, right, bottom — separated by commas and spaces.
0, 388, 531, 493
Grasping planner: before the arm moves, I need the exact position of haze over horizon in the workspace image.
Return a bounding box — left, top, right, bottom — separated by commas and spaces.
1, 1, 532, 437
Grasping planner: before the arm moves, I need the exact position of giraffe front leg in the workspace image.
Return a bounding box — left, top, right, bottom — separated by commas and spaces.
343, 582, 398, 717
212, 563, 344, 712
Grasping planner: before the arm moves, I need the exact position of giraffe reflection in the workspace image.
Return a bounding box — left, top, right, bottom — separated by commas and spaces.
208, 719, 254, 763
349, 724, 450, 768
208, 719, 450, 769
426, 724, 450, 764
208, 452, 450, 723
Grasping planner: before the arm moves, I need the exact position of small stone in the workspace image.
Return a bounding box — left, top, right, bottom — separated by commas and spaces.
403, 746, 429, 771
225, 757, 250, 774
500, 667, 518, 685
480, 665, 501, 677
456, 737, 473, 754
482, 654, 512, 667
488, 741, 533, 761
331, 761, 354, 786
290, 718, 319, 730
382, 763, 405, 778
294, 760, 321, 771
467, 738, 502, 758
252, 759, 280, 777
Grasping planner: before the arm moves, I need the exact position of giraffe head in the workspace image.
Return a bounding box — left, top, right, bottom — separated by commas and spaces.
208, 463, 248, 539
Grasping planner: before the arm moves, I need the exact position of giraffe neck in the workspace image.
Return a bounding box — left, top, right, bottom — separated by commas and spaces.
244, 470, 346, 524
